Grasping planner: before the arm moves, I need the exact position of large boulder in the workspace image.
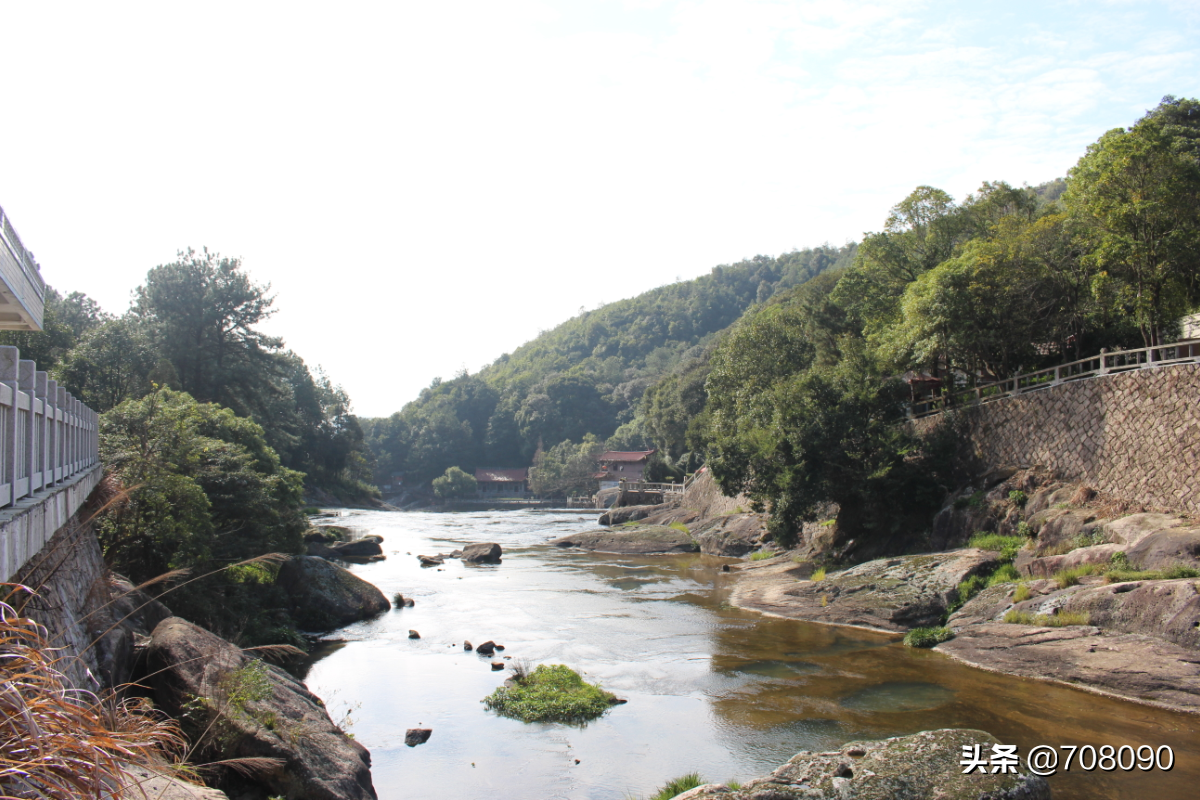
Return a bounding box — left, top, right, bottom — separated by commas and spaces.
730, 549, 999, 632
598, 504, 665, 526
327, 535, 385, 558
675, 729, 1048, 800
943, 580, 1200, 711
1014, 542, 1124, 579
1126, 526, 1200, 571
461, 542, 502, 563
549, 526, 699, 554
145, 618, 377, 800
277, 556, 390, 630
691, 514, 770, 557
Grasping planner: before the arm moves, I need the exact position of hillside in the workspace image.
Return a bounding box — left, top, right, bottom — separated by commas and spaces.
360, 243, 856, 485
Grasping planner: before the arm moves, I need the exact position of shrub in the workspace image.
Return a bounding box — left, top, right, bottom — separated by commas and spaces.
1008, 490, 1028, 507
967, 533, 1024, 562
949, 574, 986, 613
483, 664, 616, 724
986, 564, 1021, 587
811, 567, 826, 582
1016, 521, 1033, 538
648, 773, 705, 800
1074, 529, 1108, 549
1013, 583, 1032, 602
1053, 563, 1102, 589
903, 626, 955, 648
1108, 551, 1131, 571
1003, 609, 1091, 627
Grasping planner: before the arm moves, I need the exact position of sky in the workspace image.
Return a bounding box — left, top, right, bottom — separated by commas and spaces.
1, 0, 1197, 417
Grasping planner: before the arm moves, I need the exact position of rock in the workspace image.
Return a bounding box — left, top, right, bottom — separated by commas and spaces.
1102, 512, 1188, 547
90, 574, 174, 689
944, 580, 1200, 711
1014, 543, 1124, 579
408, 630, 420, 639
691, 514, 770, 557
404, 728, 432, 747
277, 556, 390, 631
120, 767, 230, 799
1126, 526, 1200, 571
491, 661, 504, 670
598, 504, 665, 526
1028, 507, 1105, 554
475, 640, 496, 655
418, 554, 445, 566
730, 549, 999, 633
464, 641, 473, 651
461, 542, 503, 563
549, 526, 699, 554
145, 618, 377, 800
404, 598, 415, 607
327, 536, 384, 558
677, 729, 1048, 800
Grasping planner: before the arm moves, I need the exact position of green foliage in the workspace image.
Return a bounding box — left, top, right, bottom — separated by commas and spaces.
361, 245, 854, 487
1108, 551, 1131, 571
647, 773, 705, 800
967, 533, 1025, 562
1016, 521, 1033, 538
903, 626, 955, 648
528, 435, 604, 497
432, 466, 477, 498
986, 564, 1021, 586
1065, 96, 1200, 347
1003, 609, 1091, 627
951, 575, 987, 612
749, 550, 775, 561
1013, 583, 1032, 602
1052, 563, 1103, 589
811, 567, 826, 582
483, 664, 616, 724
1105, 563, 1200, 583
98, 388, 306, 641
667, 521, 690, 534
1008, 490, 1028, 507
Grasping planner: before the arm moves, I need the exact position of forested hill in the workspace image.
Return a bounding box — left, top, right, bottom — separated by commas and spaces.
361, 243, 856, 485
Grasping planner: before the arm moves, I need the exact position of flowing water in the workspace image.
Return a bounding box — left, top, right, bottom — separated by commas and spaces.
300, 509, 1199, 800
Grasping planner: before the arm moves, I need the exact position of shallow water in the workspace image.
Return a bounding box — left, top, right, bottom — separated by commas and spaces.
302, 509, 1199, 800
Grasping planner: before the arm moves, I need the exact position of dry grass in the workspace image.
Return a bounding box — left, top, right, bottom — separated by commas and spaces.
0, 585, 189, 799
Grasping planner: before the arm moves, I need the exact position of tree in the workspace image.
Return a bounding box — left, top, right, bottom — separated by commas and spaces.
528, 436, 603, 497
98, 388, 307, 642
57, 317, 156, 411
1066, 96, 1200, 346
132, 248, 283, 417
432, 466, 477, 498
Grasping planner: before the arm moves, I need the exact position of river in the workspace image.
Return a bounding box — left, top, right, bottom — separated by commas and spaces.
300, 508, 1199, 800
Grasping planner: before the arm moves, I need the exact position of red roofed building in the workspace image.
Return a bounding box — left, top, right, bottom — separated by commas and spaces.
596, 450, 656, 489
474, 467, 530, 497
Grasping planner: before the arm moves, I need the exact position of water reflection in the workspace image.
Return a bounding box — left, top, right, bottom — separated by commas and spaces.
301, 509, 1200, 800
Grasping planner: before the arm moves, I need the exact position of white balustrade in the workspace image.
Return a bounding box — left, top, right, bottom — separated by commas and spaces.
0, 345, 99, 509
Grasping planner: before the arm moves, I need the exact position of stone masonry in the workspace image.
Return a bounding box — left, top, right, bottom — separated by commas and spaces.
912, 363, 1200, 515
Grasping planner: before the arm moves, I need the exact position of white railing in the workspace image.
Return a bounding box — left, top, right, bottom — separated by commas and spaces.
622, 480, 685, 494
910, 341, 1200, 419
0, 345, 99, 509
0, 204, 48, 329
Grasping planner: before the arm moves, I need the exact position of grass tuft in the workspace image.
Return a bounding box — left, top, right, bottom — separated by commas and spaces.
986, 564, 1021, 587
0, 585, 191, 798
967, 533, 1025, 562
648, 772, 705, 800
749, 550, 775, 561
811, 567, 826, 582
668, 521, 690, 534
903, 626, 955, 648
483, 664, 616, 724
1052, 563, 1102, 589
1013, 583, 1032, 602
1003, 609, 1091, 627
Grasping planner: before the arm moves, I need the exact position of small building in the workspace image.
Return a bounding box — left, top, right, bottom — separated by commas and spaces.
475, 467, 529, 497
596, 449, 656, 491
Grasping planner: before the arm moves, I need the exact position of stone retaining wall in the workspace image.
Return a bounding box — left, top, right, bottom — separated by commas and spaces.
912, 363, 1200, 515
